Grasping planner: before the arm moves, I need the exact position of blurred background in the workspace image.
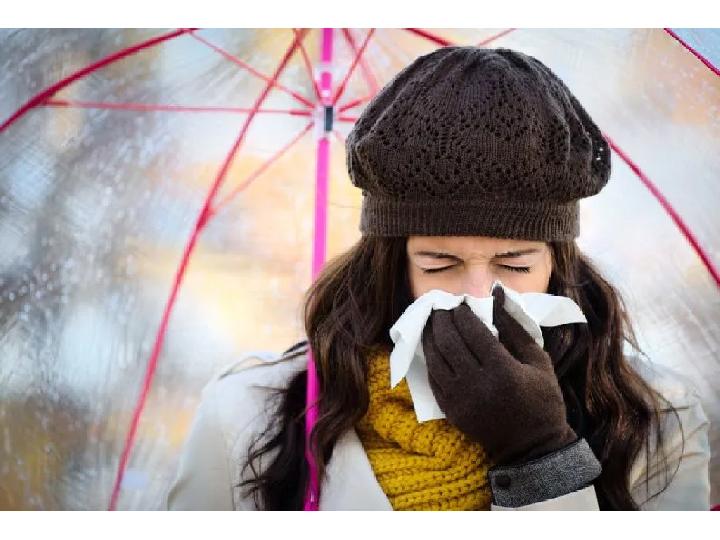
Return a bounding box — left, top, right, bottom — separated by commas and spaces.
0, 28, 718, 509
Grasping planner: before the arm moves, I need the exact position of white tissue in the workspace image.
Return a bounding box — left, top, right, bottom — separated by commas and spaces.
388, 279, 587, 422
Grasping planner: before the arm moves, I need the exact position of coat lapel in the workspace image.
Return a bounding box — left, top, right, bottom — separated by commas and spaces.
319, 427, 393, 510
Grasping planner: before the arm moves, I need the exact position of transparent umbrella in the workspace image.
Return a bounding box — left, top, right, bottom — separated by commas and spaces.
0, 28, 718, 510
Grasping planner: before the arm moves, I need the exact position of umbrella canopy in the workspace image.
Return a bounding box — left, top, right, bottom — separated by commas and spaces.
0, 28, 718, 510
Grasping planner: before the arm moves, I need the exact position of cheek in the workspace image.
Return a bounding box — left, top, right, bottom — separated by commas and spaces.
503, 267, 552, 294
409, 267, 445, 299
408, 268, 424, 299
500, 273, 542, 293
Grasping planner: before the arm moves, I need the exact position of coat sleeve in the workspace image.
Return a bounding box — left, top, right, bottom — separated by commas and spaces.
163, 354, 306, 511
164, 380, 235, 510
490, 389, 712, 511
490, 485, 600, 511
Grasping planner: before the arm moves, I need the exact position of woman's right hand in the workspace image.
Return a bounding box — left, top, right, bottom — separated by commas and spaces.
421, 286, 577, 466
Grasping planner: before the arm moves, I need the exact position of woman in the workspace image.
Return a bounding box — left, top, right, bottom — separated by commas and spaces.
165, 46, 711, 510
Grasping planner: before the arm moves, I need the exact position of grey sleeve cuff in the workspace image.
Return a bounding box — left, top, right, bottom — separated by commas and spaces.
487, 437, 602, 508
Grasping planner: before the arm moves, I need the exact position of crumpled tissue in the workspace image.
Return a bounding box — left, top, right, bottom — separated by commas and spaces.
388, 279, 587, 422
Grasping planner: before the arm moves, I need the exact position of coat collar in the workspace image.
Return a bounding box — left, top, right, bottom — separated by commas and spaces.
319, 427, 393, 510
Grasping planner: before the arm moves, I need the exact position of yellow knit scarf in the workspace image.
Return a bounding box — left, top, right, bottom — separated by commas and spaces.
355, 345, 493, 510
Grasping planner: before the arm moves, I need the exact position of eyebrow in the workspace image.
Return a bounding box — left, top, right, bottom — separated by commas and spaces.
413, 248, 541, 260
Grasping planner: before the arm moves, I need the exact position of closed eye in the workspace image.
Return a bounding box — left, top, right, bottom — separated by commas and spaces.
421, 265, 531, 274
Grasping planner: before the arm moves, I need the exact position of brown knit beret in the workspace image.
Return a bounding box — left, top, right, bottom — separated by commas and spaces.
345, 46, 612, 241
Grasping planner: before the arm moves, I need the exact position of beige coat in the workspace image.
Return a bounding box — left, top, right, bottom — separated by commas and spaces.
164, 351, 711, 510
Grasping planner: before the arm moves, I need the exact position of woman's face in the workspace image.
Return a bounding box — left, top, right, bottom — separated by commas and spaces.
406, 235, 553, 300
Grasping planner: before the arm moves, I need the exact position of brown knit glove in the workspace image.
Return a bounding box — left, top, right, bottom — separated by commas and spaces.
421, 286, 578, 467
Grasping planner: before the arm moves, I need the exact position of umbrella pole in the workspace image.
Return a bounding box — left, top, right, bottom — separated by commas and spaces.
304, 27, 334, 511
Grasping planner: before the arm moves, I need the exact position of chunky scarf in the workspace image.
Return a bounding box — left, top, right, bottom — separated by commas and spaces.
354, 345, 493, 510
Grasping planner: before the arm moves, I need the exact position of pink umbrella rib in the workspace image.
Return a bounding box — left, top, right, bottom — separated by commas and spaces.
211, 120, 315, 215
341, 29, 380, 95
189, 30, 316, 110
42, 99, 312, 117
0, 28, 194, 134
663, 29, 720, 79
107, 30, 308, 511
404, 28, 455, 47
293, 28, 323, 103
404, 28, 514, 49
337, 95, 371, 113
332, 29, 376, 106
605, 134, 720, 289
478, 28, 516, 46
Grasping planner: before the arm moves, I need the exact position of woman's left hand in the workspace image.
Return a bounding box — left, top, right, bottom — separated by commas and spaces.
421, 286, 578, 466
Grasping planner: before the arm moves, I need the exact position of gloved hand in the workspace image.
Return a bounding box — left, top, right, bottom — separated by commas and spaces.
421, 286, 578, 466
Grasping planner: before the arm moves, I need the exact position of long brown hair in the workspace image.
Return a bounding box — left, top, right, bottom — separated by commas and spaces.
236, 235, 681, 510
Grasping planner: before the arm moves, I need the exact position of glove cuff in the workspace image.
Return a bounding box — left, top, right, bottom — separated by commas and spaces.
488, 437, 602, 508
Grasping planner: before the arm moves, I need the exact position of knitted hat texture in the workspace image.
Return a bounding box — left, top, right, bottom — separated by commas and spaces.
345, 46, 611, 241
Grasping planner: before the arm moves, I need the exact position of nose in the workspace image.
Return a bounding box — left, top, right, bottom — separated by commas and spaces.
459, 266, 494, 298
